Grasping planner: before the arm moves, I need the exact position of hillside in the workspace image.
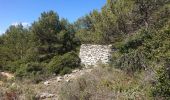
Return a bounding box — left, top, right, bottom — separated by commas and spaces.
1, 66, 154, 100
0, 0, 170, 100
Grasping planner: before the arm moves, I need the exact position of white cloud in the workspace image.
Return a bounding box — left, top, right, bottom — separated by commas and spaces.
0, 30, 5, 35
11, 22, 30, 28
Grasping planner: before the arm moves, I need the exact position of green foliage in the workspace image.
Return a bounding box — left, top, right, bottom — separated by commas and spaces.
30, 10, 80, 62
108, 0, 134, 33
3, 60, 25, 73
15, 62, 46, 78
119, 30, 151, 53
48, 51, 81, 74
31, 11, 63, 62
152, 3, 170, 29
115, 48, 148, 73
0, 10, 80, 80
143, 28, 170, 62
113, 18, 170, 99
0, 25, 31, 62
61, 29, 81, 53
114, 25, 170, 73
152, 59, 170, 99
113, 30, 151, 73
60, 67, 72, 75
75, 0, 169, 44
32, 11, 61, 45
148, 29, 170, 98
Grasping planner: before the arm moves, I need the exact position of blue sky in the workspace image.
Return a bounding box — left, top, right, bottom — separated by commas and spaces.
0, 0, 106, 34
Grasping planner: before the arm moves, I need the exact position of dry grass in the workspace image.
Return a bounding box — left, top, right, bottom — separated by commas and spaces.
58, 66, 153, 100
0, 79, 37, 100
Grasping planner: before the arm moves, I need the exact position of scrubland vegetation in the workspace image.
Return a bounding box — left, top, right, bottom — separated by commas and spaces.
0, 0, 170, 99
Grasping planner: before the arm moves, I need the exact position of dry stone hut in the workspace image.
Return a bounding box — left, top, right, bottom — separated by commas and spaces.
79, 44, 112, 67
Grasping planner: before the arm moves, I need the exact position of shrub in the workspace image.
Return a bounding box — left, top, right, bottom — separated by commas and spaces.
119, 29, 151, 53
48, 51, 81, 75
15, 62, 47, 78
60, 67, 72, 75
152, 59, 170, 99
3, 60, 25, 73
115, 48, 148, 73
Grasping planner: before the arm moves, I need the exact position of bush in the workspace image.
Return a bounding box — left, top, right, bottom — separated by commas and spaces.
119, 30, 151, 53
3, 60, 25, 73
48, 51, 81, 75
15, 62, 47, 78
60, 67, 72, 75
152, 59, 170, 99
115, 48, 148, 73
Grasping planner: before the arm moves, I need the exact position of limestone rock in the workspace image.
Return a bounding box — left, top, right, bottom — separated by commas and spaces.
44, 81, 50, 86
72, 69, 79, 73
38, 93, 55, 99
57, 76, 63, 82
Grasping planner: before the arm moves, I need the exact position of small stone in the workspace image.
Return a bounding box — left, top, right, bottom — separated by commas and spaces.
11, 83, 16, 87
39, 93, 55, 99
47, 94, 55, 98
64, 74, 68, 79
66, 79, 70, 82
68, 74, 73, 78
44, 81, 50, 86
57, 76, 63, 82
72, 69, 79, 73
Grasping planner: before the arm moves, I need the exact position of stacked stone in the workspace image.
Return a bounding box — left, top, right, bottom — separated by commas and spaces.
79, 44, 112, 67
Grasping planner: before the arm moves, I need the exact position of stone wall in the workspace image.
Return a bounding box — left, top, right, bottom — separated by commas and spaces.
79, 44, 112, 67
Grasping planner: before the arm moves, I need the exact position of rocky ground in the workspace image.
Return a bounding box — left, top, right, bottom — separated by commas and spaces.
35, 67, 93, 100
0, 67, 94, 100
0, 66, 153, 100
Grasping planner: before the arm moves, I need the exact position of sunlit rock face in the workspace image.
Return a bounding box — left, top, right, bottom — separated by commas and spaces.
79, 44, 112, 67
